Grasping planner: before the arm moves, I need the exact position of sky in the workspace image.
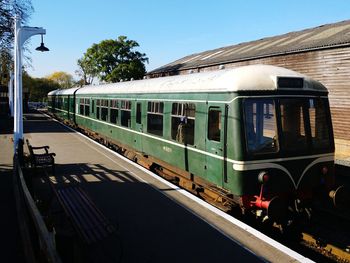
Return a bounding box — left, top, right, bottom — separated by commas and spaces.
26, 0, 350, 79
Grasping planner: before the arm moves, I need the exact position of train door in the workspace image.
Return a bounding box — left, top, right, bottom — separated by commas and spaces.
134, 102, 143, 151
67, 95, 71, 120
205, 103, 228, 187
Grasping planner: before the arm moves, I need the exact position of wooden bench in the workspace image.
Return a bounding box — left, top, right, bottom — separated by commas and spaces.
53, 184, 116, 245
26, 139, 56, 176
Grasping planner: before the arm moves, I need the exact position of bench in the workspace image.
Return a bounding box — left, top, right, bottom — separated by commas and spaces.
53, 184, 116, 245
26, 139, 56, 176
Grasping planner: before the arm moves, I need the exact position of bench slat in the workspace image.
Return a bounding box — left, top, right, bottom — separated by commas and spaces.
56, 186, 115, 244
62, 188, 107, 242
57, 188, 95, 243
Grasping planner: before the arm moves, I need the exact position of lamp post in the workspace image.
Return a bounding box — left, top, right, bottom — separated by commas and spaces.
13, 16, 48, 154
8, 71, 13, 117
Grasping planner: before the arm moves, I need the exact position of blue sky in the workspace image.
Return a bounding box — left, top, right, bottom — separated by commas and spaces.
26, 0, 350, 79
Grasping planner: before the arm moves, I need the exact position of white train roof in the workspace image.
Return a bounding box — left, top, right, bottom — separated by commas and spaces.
48, 87, 80, 96
49, 65, 327, 96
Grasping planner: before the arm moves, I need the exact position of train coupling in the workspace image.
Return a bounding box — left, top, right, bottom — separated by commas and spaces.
250, 171, 288, 223
329, 185, 350, 210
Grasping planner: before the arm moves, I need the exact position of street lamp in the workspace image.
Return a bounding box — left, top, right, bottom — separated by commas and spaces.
13, 16, 48, 154
36, 34, 50, 52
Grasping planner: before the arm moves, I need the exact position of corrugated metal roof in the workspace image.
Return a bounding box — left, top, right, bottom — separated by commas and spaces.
148, 20, 350, 75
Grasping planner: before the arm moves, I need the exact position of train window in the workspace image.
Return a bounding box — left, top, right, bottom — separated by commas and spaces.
110, 100, 119, 124
79, 98, 84, 115
84, 98, 90, 116
308, 98, 330, 150
96, 99, 100, 119
280, 99, 307, 152
136, 103, 142, 124
208, 108, 221, 142
244, 99, 278, 154
121, 100, 131, 127
171, 103, 195, 145
147, 101, 164, 136
101, 99, 108, 121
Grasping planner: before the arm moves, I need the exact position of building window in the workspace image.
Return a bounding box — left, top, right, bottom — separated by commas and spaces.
208, 107, 221, 142
171, 102, 195, 145
121, 100, 131, 127
147, 101, 164, 136
110, 100, 119, 124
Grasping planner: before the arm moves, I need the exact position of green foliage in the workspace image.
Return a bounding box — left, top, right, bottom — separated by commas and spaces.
77, 36, 148, 83
23, 72, 60, 102
76, 56, 98, 85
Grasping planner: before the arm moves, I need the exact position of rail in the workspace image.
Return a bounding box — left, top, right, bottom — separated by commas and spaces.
13, 152, 61, 263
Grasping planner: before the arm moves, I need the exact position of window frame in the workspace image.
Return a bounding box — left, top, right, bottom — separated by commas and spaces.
147, 101, 164, 136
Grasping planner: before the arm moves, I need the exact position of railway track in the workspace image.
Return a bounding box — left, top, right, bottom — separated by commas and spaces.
301, 203, 350, 262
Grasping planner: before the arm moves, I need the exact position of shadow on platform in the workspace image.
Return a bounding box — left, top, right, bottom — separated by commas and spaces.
29, 161, 261, 263
24, 112, 74, 134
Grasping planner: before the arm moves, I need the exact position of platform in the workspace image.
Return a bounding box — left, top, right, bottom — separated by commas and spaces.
23, 111, 309, 262
0, 116, 24, 262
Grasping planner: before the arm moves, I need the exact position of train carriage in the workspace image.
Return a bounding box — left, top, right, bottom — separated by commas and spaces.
48, 65, 345, 224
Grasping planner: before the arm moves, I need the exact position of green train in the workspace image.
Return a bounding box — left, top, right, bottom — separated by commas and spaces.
48, 64, 345, 224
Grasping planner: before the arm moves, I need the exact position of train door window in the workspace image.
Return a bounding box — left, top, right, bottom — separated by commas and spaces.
110, 100, 119, 124
136, 103, 142, 124
208, 108, 221, 142
147, 101, 164, 136
84, 98, 90, 116
101, 99, 108, 121
121, 100, 131, 127
308, 98, 330, 150
79, 98, 84, 115
96, 99, 101, 119
244, 99, 278, 154
171, 102, 195, 144
280, 99, 307, 152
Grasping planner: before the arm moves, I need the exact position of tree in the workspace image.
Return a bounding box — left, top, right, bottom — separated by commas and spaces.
77, 36, 148, 83
46, 71, 74, 89
0, 0, 33, 50
0, 0, 33, 84
23, 71, 60, 102
76, 56, 97, 85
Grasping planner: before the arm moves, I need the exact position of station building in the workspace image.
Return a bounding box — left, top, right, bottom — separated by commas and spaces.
147, 20, 350, 158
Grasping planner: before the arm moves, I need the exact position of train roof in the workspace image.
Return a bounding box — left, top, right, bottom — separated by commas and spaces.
48, 87, 80, 96
49, 65, 327, 96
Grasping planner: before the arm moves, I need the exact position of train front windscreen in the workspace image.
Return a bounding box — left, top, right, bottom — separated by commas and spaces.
243, 97, 333, 155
